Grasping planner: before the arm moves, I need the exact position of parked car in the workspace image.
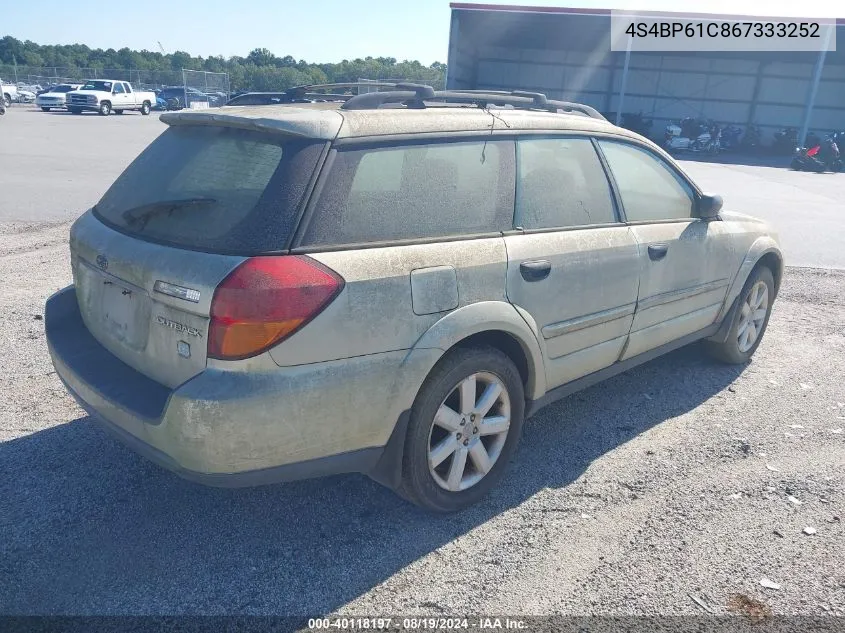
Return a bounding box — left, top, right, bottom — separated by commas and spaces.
66, 80, 155, 115
225, 91, 348, 106
156, 86, 211, 110
1, 80, 18, 107
36, 83, 82, 111
15, 88, 36, 104
205, 91, 228, 106
45, 85, 783, 513
225, 92, 309, 106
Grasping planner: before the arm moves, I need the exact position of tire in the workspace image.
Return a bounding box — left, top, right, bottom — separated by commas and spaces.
41, 107, 50, 112
98, 101, 111, 116
706, 266, 775, 364
115, 109, 124, 115
397, 346, 525, 513
140, 101, 151, 115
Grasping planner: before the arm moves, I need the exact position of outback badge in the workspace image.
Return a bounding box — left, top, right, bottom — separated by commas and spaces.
155, 315, 202, 338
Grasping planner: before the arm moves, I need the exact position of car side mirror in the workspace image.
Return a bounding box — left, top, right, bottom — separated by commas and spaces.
697, 194, 723, 220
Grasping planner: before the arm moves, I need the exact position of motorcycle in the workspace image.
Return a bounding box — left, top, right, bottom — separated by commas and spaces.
664, 117, 719, 154
740, 124, 761, 152
719, 125, 743, 151
620, 112, 653, 138
791, 134, 842, 172
772, 128, 799, 155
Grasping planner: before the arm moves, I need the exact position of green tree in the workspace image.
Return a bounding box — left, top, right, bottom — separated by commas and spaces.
0, 35, 446, 92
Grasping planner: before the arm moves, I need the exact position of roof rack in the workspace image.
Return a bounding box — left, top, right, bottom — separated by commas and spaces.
340, 86, 606, 120
226, 82, 436, 106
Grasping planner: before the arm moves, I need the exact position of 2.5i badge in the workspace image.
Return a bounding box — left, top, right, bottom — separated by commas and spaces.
155, 315, 202, 338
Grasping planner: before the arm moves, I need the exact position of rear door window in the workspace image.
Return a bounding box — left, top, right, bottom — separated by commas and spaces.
516, 137, 618, 229
300, 139, 513, 246
94, 126, 324, 253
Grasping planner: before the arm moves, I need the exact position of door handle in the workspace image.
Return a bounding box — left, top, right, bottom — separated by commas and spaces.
648, 243, 669, 261
519, 260, 551, 282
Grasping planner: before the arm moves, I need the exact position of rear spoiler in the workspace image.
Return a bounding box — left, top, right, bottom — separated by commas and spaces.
159, 109, 342, 140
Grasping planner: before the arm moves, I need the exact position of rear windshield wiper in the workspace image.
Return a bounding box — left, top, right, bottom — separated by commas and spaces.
121, 197, 217, 229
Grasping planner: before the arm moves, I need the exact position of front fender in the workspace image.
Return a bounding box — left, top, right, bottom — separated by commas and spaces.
409, 300, 547, 400
717, 235, 783, 323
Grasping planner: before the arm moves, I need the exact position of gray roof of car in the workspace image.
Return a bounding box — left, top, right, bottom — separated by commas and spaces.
159, 102, 635, 141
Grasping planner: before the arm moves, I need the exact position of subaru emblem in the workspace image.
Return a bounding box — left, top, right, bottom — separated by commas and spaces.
96, 254, 108, 270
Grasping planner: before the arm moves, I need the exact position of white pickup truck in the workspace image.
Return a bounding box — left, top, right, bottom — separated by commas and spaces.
66, 79, 155, 116
1, 80, 17, 107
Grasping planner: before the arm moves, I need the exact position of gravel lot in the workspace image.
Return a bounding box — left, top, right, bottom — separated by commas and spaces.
0, 220, 842, 619
0, 107, 843, 622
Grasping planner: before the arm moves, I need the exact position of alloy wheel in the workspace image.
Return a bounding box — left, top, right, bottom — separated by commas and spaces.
737, 280, 769, 353
427, 372, 511, 492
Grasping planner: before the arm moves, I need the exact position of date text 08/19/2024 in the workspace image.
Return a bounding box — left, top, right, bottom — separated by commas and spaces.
306, 617, 527, 630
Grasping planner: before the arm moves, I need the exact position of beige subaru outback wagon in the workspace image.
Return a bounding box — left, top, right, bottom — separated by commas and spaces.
45, 84, 783, 512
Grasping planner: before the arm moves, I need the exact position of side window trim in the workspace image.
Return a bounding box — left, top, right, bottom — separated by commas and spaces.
590, 136, 627, 225
594, 137, 702, 224
514, 134, 624, 232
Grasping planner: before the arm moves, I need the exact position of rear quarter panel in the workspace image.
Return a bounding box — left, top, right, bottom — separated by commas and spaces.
268, 238, 510, 367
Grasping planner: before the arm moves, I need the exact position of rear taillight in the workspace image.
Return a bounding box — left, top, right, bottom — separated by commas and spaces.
208, 256, 344, 360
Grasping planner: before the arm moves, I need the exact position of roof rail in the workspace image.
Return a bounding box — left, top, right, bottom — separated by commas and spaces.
339, 86, 605, 120
225, 82, 429, 106
433, 90, 606, 120
340, 83, 437, 110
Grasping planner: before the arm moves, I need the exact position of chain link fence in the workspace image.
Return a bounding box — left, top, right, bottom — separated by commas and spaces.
0, 66, 229, 108
181, 69, 230, 108
0, 66, 188, 91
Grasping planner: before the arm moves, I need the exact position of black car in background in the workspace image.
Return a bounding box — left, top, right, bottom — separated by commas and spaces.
156, 86, 211, 110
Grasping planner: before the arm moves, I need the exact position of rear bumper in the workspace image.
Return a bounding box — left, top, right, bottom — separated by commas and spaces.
45, 286, 423, 487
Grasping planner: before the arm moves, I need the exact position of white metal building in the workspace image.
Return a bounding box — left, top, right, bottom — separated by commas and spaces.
446, 4, 845, 144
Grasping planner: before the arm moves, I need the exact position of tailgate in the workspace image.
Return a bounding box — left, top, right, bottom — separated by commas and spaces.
70, 211, 244, 388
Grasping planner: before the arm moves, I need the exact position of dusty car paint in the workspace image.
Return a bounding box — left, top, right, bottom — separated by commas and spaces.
45, 101, 783, 490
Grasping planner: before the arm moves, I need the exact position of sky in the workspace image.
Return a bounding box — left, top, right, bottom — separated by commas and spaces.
5, 0, 841, 65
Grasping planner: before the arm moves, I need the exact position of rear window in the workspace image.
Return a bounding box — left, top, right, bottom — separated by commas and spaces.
94, 126, 324, 253
299, 139, 513, 246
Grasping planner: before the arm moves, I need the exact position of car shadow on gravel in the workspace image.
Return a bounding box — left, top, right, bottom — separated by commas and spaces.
0, 343, 745, 617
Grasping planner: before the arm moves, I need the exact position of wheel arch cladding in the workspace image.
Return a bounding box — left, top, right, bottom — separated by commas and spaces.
409, 300, 546, 400
754, 251, 783, 296
454, 330, 531, 393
